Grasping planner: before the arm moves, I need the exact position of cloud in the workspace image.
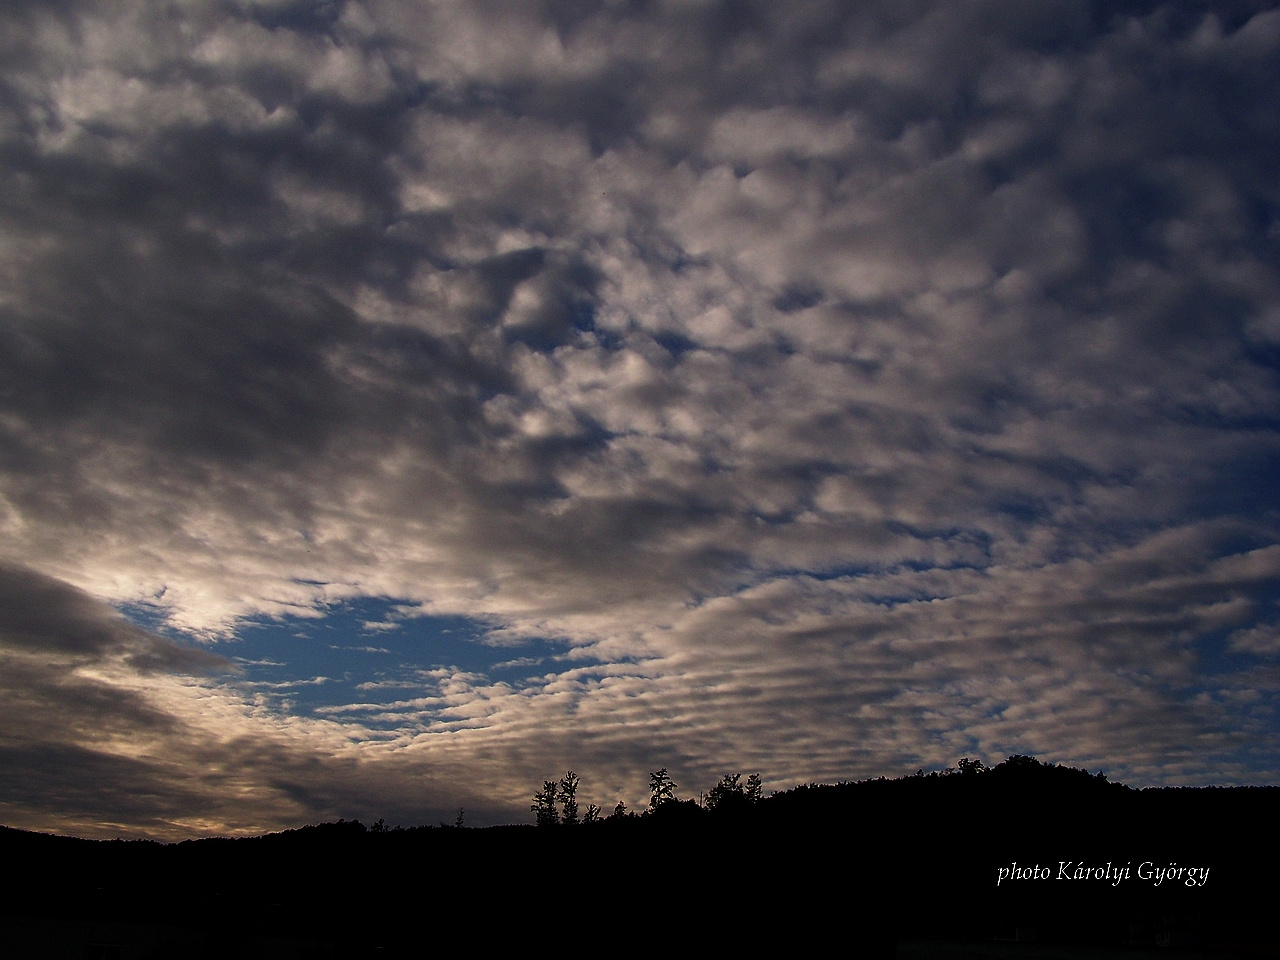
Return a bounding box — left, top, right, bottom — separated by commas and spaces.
0, 0, 1278, 834
0, 562, 250, 835
0, 562, 540, 837
0, 562, 228, 672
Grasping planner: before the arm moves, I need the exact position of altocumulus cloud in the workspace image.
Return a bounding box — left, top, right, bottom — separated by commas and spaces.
1, 0, 1279, 836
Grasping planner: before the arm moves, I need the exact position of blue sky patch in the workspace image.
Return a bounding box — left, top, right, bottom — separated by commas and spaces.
120, 597, 560, 724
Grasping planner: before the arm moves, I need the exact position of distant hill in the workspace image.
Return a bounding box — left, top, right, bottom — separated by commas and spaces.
2, 757, 1275, 957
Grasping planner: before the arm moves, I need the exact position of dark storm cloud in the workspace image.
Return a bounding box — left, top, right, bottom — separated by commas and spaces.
1, 0, 1278, 833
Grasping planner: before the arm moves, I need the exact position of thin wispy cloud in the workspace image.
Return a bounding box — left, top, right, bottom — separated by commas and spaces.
1, 0, 1278, 837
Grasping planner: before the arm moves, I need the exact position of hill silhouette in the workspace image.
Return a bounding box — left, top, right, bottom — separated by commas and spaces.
2, 757, 1274, 957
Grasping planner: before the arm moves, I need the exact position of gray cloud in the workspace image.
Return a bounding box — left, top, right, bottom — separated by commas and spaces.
0, 562, 530, 837
1, 0, 1278, 835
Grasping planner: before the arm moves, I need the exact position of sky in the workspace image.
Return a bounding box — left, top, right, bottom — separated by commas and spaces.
1, 0, 1279, 839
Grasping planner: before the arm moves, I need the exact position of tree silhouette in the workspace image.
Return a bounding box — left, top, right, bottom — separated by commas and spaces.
648, 768, 676, 812
704, 772, 764, 813
558, 771, 580, 826
705, 773, 742, 812
532, 780, 560, 827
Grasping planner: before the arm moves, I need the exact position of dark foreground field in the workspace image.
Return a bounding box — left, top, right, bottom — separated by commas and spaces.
3, 759, 1276, 958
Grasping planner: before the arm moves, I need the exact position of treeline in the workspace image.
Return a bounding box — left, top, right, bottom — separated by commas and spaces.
521, 753, 1121, 829
528, 767, 766, 826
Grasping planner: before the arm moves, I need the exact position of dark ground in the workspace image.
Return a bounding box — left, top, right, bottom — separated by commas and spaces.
3, 760, 1276, 958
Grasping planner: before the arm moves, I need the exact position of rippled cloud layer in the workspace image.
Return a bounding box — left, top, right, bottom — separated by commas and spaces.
2, 0, 1278, 837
